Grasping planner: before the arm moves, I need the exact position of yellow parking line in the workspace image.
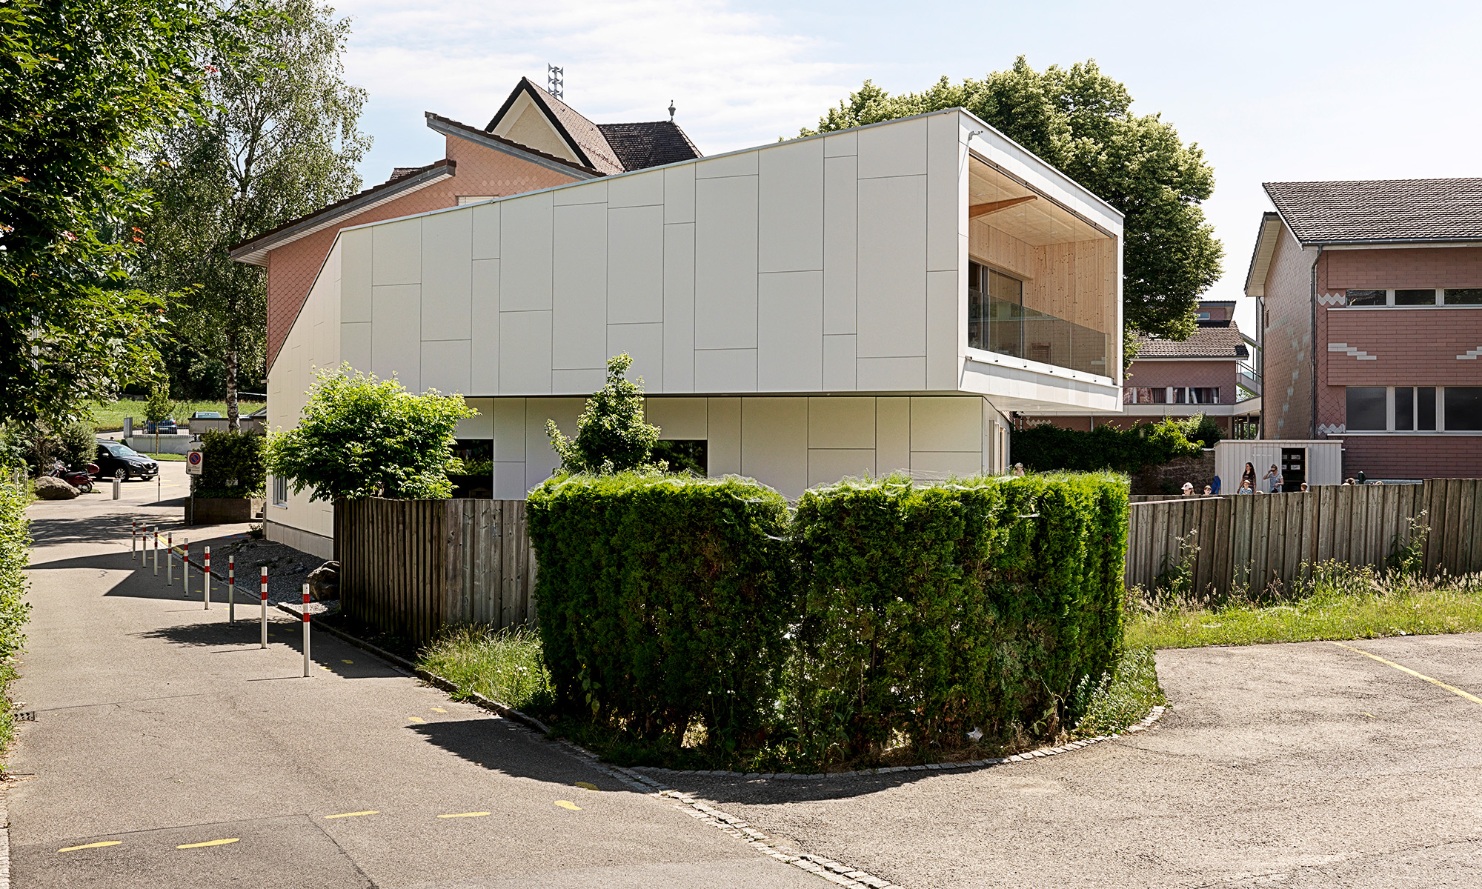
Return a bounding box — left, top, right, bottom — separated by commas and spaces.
555, 800, 582, 811
324, 810, 379, 820
1330, 642, 1482, 707
574, 781, 598, 791
58, 840, 121, 853
430, 707, 447, 714
437, 812, 490, 819
176, 838, 239, 849
407, 716, 426, 723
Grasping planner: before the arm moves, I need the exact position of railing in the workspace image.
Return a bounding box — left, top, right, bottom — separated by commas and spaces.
1237, 366, 1262, 398
968, 299, 1111, 377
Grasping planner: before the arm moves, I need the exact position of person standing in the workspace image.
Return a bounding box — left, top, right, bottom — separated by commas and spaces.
1242, 462, 1257, 492
1263, 464, 1281, 493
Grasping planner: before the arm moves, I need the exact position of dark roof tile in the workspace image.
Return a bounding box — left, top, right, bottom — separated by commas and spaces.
1265, 179, 1482, 244
1134, 321, 1249, 360
598, 121, 702, 170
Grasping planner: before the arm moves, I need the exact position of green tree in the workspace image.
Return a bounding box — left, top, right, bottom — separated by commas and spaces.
136, 0, 369, 428
547, 354, 661, 475
806, 58, 1223, 341
264, 366, 475, 501
0, 0, 213, 425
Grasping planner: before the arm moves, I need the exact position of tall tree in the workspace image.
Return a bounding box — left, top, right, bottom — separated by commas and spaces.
806, 59, 1223, 341
137, 0, 369, 429
0, 0, 211, 424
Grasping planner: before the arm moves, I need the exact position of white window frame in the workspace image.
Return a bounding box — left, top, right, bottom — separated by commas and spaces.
271, 474, 288, 507
1343, 288, 1445, 307
1343, 385, 1481, 433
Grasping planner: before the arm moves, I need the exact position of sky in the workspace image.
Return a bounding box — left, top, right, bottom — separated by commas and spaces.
333, 0, 1482, 333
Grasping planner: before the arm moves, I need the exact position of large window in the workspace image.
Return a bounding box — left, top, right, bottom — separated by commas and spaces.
968, 262, 1024, 355
1123, 386, 1220, 405
271, 475, 288, 507
1346, 386, 1480, 432
1445, 289, 1482, 305
1345, 288, 1482, 307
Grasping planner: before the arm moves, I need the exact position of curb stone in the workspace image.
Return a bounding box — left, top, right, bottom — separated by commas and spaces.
0, 781, 9, 889
285, 610, 1166, 889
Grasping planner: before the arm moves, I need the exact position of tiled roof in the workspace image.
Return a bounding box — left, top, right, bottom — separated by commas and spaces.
598, 121, 702, 170
1134, 322, 1249, 360
426, 112, 601, 177
1265, 179, 1482, 244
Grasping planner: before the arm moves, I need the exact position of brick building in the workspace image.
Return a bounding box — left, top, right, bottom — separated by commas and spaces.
1031, 300, 1260, 435
1245, 179, 1482, 479
231, 77, 702, 373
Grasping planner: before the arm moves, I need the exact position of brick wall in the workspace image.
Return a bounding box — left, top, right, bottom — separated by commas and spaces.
1323, 308, 1482, 386
1125, 358, 1238, 405
1339, 435, 1482, 480
1319, 245, 1482, 290
264, 134, 583, 370
1260, 225, 1317, 438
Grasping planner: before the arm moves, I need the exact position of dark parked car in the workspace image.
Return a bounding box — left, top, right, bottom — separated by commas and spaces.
144, 418, 178, 434
94, 441, 158, 481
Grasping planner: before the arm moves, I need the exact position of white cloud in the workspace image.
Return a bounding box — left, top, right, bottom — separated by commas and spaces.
337, 0, 860, 154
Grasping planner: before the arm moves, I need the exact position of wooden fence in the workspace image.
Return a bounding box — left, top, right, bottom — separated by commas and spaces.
1125, 479, 1482, 596
336, 498, 537, 647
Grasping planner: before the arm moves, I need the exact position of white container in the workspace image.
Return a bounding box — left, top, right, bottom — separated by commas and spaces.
1215, 439, 1345, 491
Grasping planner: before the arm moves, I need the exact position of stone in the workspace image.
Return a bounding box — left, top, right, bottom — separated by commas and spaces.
308, 560, 340, 602
34, 476, 78, 500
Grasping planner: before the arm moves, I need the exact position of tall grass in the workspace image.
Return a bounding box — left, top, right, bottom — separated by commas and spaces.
0, 475, 33, 766
418, 626, 555, 713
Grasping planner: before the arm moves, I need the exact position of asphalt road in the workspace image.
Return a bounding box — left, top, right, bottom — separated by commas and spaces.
10, 465, 819, 888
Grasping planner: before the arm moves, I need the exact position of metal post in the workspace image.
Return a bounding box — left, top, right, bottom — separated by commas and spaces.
152, 528, 159, 575
228, 556, 235, 624
130, 520, 137, 560
260, 567, 268, 649
302, 583, 311, 677
167, 532, 174, 586
183, 539, 190, 598
112, 475, 121, 500
203, 546, 210, 610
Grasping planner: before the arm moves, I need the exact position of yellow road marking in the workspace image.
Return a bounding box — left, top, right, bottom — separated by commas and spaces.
341, 659, 354, 665
430, 707, 447, 714
437, 812, 490, 819
1330, 642, 1482, 707
555, 800, 582, 811
324, 810, 379, 820
407, 716, 426, 723
176, 838, 239, 849
574, 781, 598, 791
58, 841, 121, 853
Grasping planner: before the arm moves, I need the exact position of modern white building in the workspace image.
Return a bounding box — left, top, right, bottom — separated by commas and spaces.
264, 109, 1124, 556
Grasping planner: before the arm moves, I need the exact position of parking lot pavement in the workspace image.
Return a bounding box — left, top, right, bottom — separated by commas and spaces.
663, 636, 1482, 888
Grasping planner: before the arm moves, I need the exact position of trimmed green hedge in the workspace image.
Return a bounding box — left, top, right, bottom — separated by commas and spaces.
1011, 418, 1199, 473
788, 473, 1126, 763
191, 430, 265, 499
528, 471, 1129, 768
527, 473, 793, 753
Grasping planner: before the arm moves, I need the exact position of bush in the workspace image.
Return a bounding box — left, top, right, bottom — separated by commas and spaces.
527, 472, 794, 753
145, 384, 175, 424
786, 473, 1128, 765
56, 420, 95, 470
1011, 418, 1199, 473
0, 476, 33, 759
546, 353, 660, 475
191, 430, 266, 499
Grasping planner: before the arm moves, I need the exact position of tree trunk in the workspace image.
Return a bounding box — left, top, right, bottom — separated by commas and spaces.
226, 330, 240, 432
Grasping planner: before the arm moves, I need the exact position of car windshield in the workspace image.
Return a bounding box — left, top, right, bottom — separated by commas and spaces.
106, 443, 141, 458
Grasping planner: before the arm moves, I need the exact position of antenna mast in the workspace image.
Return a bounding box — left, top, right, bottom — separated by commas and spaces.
547, 64, 564, 100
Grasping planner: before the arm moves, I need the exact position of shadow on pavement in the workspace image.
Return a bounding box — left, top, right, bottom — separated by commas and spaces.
134, 617, 405, 681
407, 718, 640, 793
26, 511, 165, 551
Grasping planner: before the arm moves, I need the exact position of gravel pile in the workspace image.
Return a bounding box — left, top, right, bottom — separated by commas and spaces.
201, 536, 327, 607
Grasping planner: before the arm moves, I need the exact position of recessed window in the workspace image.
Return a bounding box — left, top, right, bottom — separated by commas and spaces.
1189, 387, 1220, 404
1395, 288, 1438, 306
1444, 288, 1482, 305
1345, 290, 1386, 306
1445, 388, 1482, 431
271, 475, 288, 506
1346, 387, 1387, 431
652, 439, 708, 475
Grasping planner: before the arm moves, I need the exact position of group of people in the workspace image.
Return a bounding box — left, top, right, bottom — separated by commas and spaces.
1182, 462, 1311, 497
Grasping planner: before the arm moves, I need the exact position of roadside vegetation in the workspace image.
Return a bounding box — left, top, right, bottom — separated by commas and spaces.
420, 627, 554, 713
0, 466, 35, 763
86, 398, 265, 432
1128, 564, 1482, 649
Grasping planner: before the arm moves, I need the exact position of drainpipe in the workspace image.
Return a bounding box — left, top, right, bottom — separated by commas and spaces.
1309, 246, 1324, 439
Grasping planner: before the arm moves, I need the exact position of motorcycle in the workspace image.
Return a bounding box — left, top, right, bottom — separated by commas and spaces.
50, 463, 99, 494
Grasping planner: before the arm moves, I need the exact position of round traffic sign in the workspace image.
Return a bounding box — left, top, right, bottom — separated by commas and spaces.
188, 451, 203, 466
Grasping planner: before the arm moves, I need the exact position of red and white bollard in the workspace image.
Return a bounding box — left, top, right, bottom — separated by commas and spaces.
203, 546, 211, 610
301, 583, 312, 677
167, 532, 174, 586
183, 539, 191, 598
130, 519, 137, 561
151, 527, 159, 575
260, 567, 269, 649
228, 556, 235, 624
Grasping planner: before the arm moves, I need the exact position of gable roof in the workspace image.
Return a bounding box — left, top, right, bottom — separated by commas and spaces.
229, 160, 456, 266
1134, 321, 1250, 360
486, 77, 701, 174
424, 112, 601, 178
1265, 179, 1482, 245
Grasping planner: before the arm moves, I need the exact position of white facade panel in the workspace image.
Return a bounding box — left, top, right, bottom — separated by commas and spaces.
486, 398, 526, 462
420, 210, 472, 342
695, 349, 757, 393
910, 450, 982, 480
808, 449, 875, 487
525, 397, 583, 490
499, 311, 551, 394
470, 259, 499, 392
662, 223, 696, 392
875, 397, 911, 474
552, 202, 607, 371
470, 202, 500, 260
858, 118, 928, 179
823, 154, 858, 335
708, 398, 742, 474
607, 205, 664, 324
372, 218, 421, 286
339, 228, 373, 323
607, 322, 663, 388
822, 335, 857, 391
741, 398, 808, 495
371, 284, 420, 389
457, 398, 494, 438
807, 396, 875, 449
925, 113, 966, 273
857, 356, 926, 391
554, 179, 607, 205
421, 339, 471, 394
694, 175, 759, 349
341, 321, 371, 372
552, 368, 604, 392
499, 192, 554, 311
696, 151, 758, 179
492, 462, 527, 500
856, 175, 927, 358
823, 131, 858, 158
757, 271, 823, 392
911, 396, 982, 452
926, 269, 961, 391
645, 397, 708, 440
758, 139, 824, 273
609, 169, 664, 208
664, 165, 695, 224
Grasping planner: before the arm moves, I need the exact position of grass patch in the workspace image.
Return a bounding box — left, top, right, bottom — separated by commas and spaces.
85, 398, 264, 432
418, 626, 555, 713
134, 452, 186, 462
1070, 647, 1164, 738
1128, 563, 1482, 649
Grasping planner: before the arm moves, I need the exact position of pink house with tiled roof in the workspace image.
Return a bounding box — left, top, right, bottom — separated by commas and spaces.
1246, 178, 1482, 479
231, 78, 702, 373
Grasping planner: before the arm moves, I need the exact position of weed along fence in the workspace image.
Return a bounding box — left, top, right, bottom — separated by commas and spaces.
335, 498, 537, 646
1125, 479, 1482, 596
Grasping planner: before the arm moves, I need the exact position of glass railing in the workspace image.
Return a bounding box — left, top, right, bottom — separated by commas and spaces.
1237, 367, 1262, 398
967, 298, 1112, 377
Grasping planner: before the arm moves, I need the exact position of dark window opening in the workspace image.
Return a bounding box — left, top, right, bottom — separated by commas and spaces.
1444, 289, 1482, 305
652, 439, 708, 476
450, 439, 493, 498
1346, 387, 1387, 431
1445, 387, 1482, 431
1395, 288, 1436, 306
1345, 290, 1386, 306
